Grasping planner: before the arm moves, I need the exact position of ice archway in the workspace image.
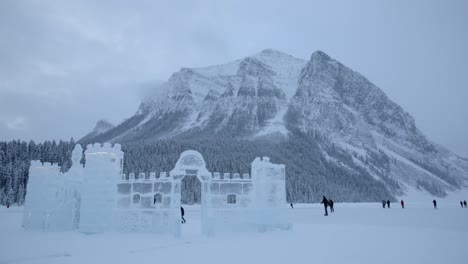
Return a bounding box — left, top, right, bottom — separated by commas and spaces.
170, 150, 212, 236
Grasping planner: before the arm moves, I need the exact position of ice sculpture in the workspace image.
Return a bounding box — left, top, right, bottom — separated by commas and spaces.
115, 168, 175, 234
22, 145, 84, 231
79, 143, 123, 233
251, 157, 290, 231
23, 146, 291, 236
170, 150, 212, 236
22, 161, 61, 230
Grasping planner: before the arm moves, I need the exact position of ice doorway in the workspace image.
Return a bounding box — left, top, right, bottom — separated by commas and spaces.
179, 174, 202, 236
170, 150, 212, 237
181, 175, 201, 205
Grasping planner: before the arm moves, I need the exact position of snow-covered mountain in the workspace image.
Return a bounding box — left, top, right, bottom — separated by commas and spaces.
79, 120, 115, 143
81, 49, 468, 198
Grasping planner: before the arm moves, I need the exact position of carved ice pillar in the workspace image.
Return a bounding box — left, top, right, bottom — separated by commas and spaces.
170, 172, 183, 238
199, 171, 212, 236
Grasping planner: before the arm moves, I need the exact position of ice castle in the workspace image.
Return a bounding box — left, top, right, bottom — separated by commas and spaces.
22, 143, 290, 236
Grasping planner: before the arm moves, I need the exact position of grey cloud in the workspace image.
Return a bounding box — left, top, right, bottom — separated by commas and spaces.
0, 0, 467, 156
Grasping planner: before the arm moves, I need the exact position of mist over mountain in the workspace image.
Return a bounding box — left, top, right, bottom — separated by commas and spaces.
80, 49, 468, 202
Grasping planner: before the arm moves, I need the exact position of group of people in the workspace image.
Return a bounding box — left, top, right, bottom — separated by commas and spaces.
317, 197, 468, 216
381, 200, 392, 208
460, 200, 467, 208
381, 199, 468, 210
383, 199, 438, 209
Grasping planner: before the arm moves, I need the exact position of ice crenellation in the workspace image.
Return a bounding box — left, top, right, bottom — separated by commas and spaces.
80, 49, 468, 196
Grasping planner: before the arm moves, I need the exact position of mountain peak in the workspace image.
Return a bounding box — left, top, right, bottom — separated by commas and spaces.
79, 119, 115, 143
92, 120, 114, 134
310, 50, 331, 62
299, 50, 336, 81
254, 49, 303, 62
259, 48, 287, 56
237, 57, 275, 77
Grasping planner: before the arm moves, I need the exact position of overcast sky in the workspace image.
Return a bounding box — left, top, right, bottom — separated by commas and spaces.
0, 0, 467, 156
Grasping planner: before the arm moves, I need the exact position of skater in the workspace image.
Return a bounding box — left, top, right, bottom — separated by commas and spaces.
329, 199, 334, 213
387, 200, 390, 208
464, 200, 467, 208
6, 202, 9, 209
290, 203, 294, 209
461, 201, 464, 208
433, 199, 437, 209
181, 206, 186, 223
401, 200, 405, 209
382, 200, 386, 208
321, 196, 329, 216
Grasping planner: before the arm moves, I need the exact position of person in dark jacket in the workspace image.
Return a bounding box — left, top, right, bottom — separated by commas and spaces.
401, 200, 405, 209
433, 199, 437, 209
321, 196, 329, 216
461, 201, 464, 208
387, 200, 390, 208
290, 203, 294, 209
382, 200, 386, 208
329, 199, 334, 213
464, 200, 467, 208
181, 206, 186, 223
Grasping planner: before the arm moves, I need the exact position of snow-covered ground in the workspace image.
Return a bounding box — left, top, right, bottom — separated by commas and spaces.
1, 201, 467, 264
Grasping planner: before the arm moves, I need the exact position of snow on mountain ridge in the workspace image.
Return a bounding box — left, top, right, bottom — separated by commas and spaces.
80, 49, 468, 198
92, 120, 114, 134
190, 49, 305, 100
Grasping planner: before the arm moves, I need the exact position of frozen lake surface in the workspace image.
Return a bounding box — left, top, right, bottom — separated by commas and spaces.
1, 201, 467, 264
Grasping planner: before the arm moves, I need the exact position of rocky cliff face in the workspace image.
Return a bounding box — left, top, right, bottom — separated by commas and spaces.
81, 49, 468, 198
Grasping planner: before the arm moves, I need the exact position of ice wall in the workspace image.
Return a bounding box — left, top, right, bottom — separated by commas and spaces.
206, 172, 256, 233
79, 143, 123, 233
114, 171, 176, 233
22, 161, 62, 230
22, 145, 84, 231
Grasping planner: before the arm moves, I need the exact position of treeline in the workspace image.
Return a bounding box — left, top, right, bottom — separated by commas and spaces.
121, 134, 395, 203
0, 133, 396, 206
0, 139, 76, 205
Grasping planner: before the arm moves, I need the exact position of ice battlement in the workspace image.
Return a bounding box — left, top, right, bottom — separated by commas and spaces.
212, 172, 251, 181
85, 143, 122, 155
119, 171, 171, 181
253, 156, 284, 168
252, 156, 285, 181
119, 171, 252, 182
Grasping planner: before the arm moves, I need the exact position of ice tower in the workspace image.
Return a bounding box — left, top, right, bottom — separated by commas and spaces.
252, 157, 290, 231
79, 143, 123, 233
